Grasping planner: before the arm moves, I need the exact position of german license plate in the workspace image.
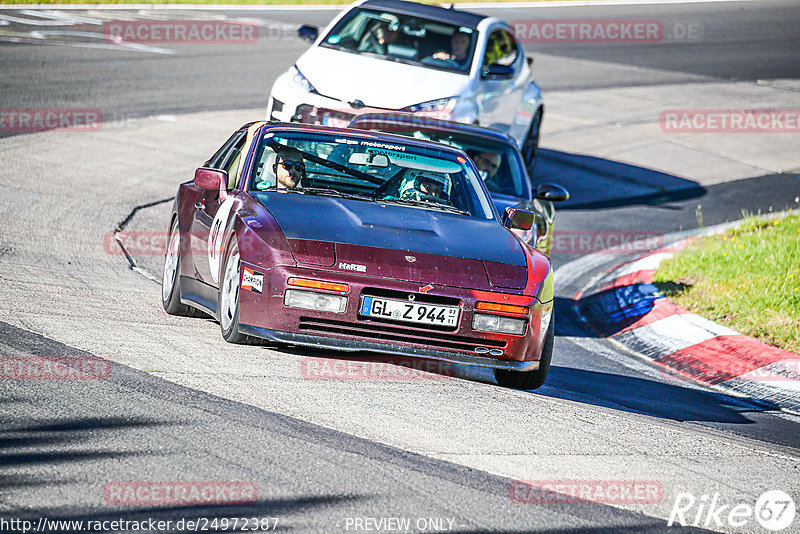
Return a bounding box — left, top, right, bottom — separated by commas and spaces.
359, 296, 459, 327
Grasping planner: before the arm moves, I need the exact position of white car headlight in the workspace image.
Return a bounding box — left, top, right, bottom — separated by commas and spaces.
402, 97, 458, 113
472, 313, 527, 335
290, 66, 318, 94
284, 289, 347, 313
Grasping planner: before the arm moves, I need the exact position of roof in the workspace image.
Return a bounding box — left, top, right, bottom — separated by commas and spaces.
261, 121, 473, 157
359, 0, 487, 29
348, 113, 515, 145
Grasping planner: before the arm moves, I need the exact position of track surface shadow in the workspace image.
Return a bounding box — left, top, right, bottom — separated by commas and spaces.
533, 148, 706, 211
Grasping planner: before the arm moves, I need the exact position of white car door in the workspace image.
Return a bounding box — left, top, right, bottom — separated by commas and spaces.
475, 27, 526, 134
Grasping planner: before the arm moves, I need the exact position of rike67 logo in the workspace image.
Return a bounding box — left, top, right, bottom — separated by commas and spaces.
668, 490, 795, 530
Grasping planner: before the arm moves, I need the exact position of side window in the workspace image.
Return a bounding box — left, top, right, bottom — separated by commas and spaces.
483, 29, 518, 68
220, 134, 247, 190
207, 129, 246, 171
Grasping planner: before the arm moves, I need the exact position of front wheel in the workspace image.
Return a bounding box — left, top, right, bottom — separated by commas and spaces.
521, 108, 543, 176
494, 311, 554, 390
219, 234, 259, 344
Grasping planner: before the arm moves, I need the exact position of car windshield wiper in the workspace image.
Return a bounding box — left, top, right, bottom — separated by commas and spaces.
282, 187, 376, 202
266, 140, 385, 186
380, 197, 469, 215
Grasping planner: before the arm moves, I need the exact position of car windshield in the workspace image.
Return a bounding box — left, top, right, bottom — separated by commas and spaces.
249, 130, 495, 219
350, 123, 527, 197
320, 8, 477, 74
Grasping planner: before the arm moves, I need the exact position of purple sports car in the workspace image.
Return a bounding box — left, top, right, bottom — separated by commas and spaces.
162, 121, 555, 389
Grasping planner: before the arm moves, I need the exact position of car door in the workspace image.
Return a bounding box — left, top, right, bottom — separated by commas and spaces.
189, 128, 247, 288
476, 27, 526, 133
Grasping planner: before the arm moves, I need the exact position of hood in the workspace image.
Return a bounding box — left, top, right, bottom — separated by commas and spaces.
296, 46, 470, 110
256, 193, 528, 291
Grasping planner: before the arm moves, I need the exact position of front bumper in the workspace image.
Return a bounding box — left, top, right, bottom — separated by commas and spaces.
238, 263, 550, 370
268, 75, 389, 127
267, 74, 467, 127
238, 324, 540, 371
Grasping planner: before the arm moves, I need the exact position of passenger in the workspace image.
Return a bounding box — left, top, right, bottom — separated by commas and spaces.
399, 171, 449, 202
416, 177, 446, 199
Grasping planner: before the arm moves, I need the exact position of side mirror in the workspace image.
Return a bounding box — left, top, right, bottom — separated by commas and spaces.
534, 183, 569, 202
502, 207, 535, 231
298, 25, 319, 43
481, 63, 514, 80
195, 167, 226, 191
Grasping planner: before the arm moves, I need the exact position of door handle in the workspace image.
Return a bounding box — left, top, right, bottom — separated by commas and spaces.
194, 201, 205, 210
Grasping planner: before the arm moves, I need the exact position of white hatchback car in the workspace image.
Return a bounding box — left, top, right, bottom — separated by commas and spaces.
267, 0, 545, 171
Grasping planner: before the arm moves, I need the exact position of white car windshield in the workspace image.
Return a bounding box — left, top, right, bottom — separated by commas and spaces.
320, 8, 477, 74
250, 130, 495, 219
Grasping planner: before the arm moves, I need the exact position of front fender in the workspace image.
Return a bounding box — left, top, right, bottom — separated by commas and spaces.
509, 82, 544, 146
228, 197, 296, 274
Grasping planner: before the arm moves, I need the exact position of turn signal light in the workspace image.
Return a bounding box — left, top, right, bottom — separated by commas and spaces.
288, 277, 349, 293
476, 302, 529, 315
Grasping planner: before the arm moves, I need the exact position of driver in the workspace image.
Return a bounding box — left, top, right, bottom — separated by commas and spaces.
432, 31, 471, 66
273, 147, 306, 189
359, 21, 399, 55
468, 150, 502, 182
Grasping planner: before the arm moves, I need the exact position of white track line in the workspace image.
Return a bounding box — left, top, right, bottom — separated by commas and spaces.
20, 8, 103, 24
0, 13, 75, 25
0, 34, 174, 53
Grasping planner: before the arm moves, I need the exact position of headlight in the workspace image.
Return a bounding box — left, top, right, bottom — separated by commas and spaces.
402, 97, 458, 113
472, 313, 527, 335
290, 66, 318, 94
284, 289, 346, 313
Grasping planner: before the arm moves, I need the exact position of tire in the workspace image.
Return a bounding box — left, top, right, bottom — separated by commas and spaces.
162, 218, 200, 317
218, 234, 259, 344
521, 108, 543, 176
494, 311, 554, 390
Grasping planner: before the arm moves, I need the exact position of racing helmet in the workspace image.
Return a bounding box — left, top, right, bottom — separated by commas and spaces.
399, 170, 451, 201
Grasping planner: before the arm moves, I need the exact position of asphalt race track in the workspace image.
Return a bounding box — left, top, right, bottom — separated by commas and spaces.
1, 0, 800, 532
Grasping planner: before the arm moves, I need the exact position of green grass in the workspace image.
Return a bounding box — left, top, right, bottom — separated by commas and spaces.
653, 213, 800, 354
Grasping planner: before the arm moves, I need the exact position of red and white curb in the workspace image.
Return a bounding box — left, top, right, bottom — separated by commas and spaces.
576, 241, 800, 414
